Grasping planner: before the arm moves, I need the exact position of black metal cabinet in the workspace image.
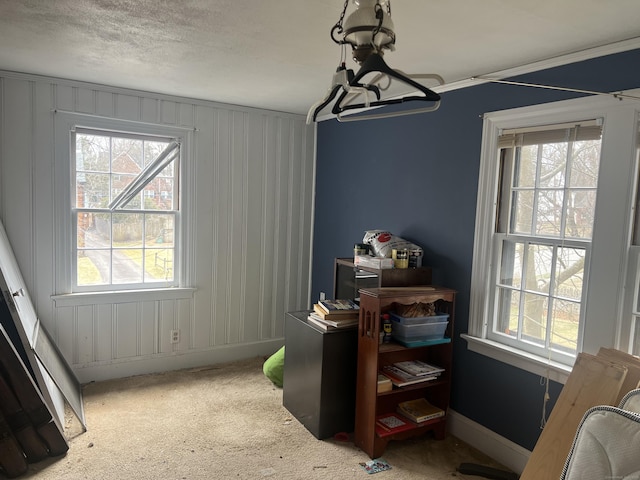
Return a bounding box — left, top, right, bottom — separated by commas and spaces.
334, 258, 432, 300
283, 311, 358, 439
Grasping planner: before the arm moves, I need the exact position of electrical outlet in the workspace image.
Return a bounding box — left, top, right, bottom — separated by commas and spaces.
170, 329, 180, 344
320, 291, 326, 301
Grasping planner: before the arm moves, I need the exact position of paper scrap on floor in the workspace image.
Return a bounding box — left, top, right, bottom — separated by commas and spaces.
360, 458, 392, 474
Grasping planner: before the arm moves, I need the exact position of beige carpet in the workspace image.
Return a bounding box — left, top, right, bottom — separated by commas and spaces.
18, 356, 508, 480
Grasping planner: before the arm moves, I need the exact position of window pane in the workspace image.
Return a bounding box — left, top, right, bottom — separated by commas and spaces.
112, 138, 143, 172
77, 249, 110, 285
570, 140, 601, 188
112, 174, 136, 202
515, 145, 537, 188
112, 248, 143, 284
112, 213, 143, 247
539, 142, 567, 188
77, 214, 111, 249
554, 247, 585, 301
145, 249, 174, 282
145, 215, 175, 247
524, 244, 552, 294
521, 292, 548, 347
499, 241, 523, 288
633, 317, 640, 356
565, 189, 596, 239
76, 134, 109, 172
511, 190, 534, 234
77, 173, 110, 208
141, 178, 174, 211
496, 287, 520, 337
145, 141, 171, 168
536, 189, 563, 236
551, 299, 579, 354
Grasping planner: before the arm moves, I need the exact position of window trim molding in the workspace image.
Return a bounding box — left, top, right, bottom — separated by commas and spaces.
51, 287, 196, 307
462, 334, 571, 384
468, 90, 640, 379
54, 112, 195, 295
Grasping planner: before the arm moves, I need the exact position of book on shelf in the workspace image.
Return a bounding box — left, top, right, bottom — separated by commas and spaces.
374, 412, 415, 437
307, 312, 357, 330
377, 374, 393, 393
313, 303, 359, 321
381, 365, 438, 387
396, 398, 445, 423
393, 360, 445, 377
317, 298, 359, 315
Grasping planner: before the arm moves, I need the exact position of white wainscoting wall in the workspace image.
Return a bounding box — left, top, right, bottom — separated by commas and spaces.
0, 71, 315, 383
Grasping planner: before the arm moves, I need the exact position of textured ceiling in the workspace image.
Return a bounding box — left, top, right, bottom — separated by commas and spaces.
1, 0, 640, 116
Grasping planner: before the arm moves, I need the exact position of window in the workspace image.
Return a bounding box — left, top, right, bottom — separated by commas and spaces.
73, 128, 179, 291
490, 121, 601, 365
466, 93, 640, 381
626, 120, 640, 356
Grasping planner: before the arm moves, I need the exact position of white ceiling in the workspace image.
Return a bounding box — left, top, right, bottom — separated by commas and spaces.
1, 1, 640, 116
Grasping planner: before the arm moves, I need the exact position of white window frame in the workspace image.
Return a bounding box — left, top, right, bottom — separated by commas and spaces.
52, 112, 196, 305
622, 125, 640, 356
463, 91, 640, 384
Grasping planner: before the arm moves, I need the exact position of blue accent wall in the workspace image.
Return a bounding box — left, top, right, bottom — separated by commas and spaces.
312, 48, 640, 450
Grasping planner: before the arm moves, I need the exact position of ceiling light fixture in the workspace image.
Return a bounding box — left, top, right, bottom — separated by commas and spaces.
307, 0, 443, 123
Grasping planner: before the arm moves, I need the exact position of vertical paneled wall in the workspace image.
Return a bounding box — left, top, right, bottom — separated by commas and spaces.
0, 72, 315, 382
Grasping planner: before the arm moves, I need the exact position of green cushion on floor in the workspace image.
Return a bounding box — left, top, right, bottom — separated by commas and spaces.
263, 346, 285, 387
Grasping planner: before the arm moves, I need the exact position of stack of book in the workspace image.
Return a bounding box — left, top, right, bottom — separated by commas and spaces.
307, 299, 359, 331
380, 360, 444, 387
396, 398, 445, 423
375, 412, 415, 437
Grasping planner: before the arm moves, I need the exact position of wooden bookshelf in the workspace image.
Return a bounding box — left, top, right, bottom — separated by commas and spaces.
354, 286, 456, 459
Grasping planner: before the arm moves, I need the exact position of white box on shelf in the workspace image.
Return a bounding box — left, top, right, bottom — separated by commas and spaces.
354, 255, 394, 269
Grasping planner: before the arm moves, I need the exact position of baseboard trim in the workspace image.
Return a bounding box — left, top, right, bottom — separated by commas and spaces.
73, 339, 284, 383
448, 409, 531, 475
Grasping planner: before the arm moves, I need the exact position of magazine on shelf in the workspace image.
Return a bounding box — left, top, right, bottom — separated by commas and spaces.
381, 365, 438, 387
393, 360, 444, 377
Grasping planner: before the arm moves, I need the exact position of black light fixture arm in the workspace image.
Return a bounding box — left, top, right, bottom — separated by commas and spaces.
331, 0, 351, 44
370, 2, 385, 48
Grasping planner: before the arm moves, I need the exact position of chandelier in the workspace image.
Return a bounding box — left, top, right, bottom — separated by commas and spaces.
307, 0, 443, 123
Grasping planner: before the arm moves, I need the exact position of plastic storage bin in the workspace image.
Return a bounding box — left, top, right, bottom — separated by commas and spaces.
389, 312, 449, 326
390, 312, 449, 342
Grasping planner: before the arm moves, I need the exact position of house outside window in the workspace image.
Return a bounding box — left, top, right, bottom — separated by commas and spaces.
73, 128, 179, 291
466, 92, 640, 382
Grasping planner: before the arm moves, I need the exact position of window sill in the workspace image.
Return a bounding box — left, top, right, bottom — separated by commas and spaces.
460, 334, 572, 384
51, 287, 196, 307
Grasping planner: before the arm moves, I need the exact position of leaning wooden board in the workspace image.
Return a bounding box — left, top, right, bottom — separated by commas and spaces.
597, 347, 640, 405
519, 352, 628, 480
